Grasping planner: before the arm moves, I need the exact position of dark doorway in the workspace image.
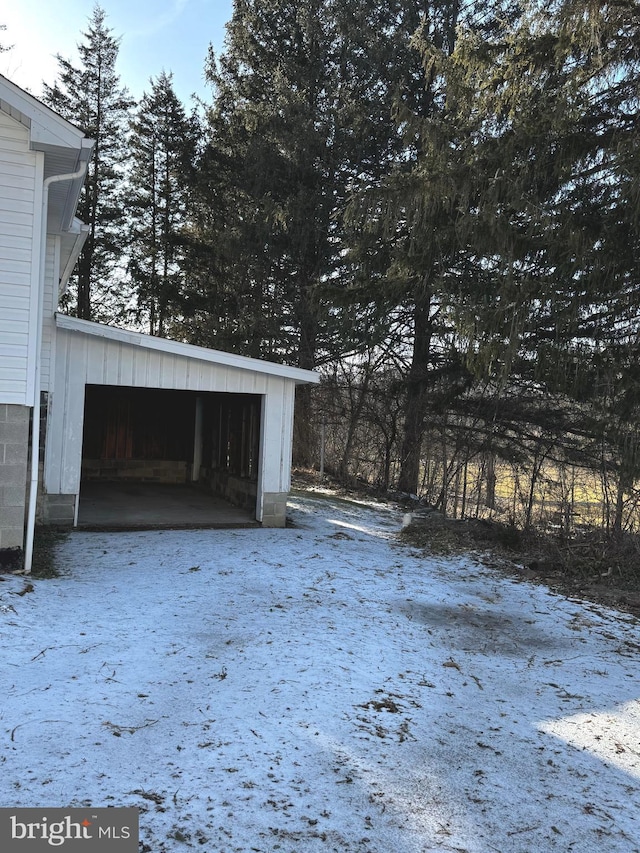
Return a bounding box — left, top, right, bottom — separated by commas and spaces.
81, 385, 262, 524
82, 386, 196, 482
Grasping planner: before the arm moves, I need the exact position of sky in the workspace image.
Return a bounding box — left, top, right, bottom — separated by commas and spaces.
0, 0, 233, 106
1, 489, 640, 851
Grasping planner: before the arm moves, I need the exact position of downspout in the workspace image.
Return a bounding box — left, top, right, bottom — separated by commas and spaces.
24, 159, 90, 574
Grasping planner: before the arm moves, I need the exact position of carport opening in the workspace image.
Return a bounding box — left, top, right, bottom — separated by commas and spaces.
80, 385, 261, 524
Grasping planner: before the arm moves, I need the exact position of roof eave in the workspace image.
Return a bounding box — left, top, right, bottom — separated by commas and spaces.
0, 75, 95, 235
57, 139, 94, 232
59, 220, 90, 297
0, 73, 86, 150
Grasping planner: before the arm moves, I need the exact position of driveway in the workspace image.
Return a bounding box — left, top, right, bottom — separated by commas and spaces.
1, 492, 639, 852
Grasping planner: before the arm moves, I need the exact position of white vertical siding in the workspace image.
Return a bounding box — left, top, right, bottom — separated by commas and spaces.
0, 110, 42, 405
77, 335, 272, 394
40, 235, 58, 392
46, 329, 87, 494
45, 328, 297, 502
258, 376, 295, 500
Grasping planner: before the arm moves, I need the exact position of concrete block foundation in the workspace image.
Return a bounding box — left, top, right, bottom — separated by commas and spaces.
0, 404, 29, 556
40, 493, 76, 526
209, 471, 257, 513
261, 492, 288, 528
82, 459, 188, 484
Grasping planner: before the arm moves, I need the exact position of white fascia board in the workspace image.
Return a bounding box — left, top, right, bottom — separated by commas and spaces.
54, 314, 321, 385
30, 119, 85, 152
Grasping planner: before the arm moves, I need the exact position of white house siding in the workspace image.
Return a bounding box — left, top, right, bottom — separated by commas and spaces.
39, 235, 59, 393
0, 109, 43, 406
45, 327, 302, 525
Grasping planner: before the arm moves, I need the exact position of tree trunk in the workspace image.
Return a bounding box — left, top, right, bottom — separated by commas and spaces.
397, 282, 432, 494
485, 452, 496, 510
292, 291, 318, 467
339, 370, 371, 483
76, 245, 92, 320
612, 473, 629, 537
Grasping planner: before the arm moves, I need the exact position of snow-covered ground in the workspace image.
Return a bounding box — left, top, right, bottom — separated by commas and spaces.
1, 492, 640, 852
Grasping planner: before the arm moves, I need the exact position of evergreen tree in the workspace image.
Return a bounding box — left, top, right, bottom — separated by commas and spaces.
451, 0, 640, 527
345, 1, 518, 494
42, 4, 133, 321
186, 0, 418, 464
126, 72, 197, 336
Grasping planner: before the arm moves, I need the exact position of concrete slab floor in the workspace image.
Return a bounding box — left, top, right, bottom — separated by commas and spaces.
77, 482, 259, 530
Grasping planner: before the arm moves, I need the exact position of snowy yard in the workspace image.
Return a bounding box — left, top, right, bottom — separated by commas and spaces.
1, 492, 640, 853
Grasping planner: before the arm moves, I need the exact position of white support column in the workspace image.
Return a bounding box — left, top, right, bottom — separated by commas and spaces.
256, 379, 295, 527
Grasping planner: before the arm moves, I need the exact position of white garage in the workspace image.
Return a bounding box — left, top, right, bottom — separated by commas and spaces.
42, 314, 319, 528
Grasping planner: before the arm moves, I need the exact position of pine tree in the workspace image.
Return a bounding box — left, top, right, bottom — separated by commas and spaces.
42, 4, 133, 321
126, 72, 197, 336
502, 0, 640, 532
345, 1, 514, 495
428, 0, 640, 525
186, 0, 423, 464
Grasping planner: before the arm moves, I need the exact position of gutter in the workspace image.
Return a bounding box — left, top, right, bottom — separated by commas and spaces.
23, 158, 90, 574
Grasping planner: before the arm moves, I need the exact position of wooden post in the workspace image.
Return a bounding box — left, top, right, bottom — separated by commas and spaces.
192, 396, 203, 482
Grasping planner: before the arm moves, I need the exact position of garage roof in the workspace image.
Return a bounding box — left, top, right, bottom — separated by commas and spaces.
55, 314, 321, 385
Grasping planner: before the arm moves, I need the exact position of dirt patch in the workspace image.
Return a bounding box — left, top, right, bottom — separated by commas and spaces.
401, 515, 640, 619
0, 528, 69, 578
0, 547, 23, 573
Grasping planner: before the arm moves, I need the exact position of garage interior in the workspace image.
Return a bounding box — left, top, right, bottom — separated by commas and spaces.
77, 385, 262, 528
